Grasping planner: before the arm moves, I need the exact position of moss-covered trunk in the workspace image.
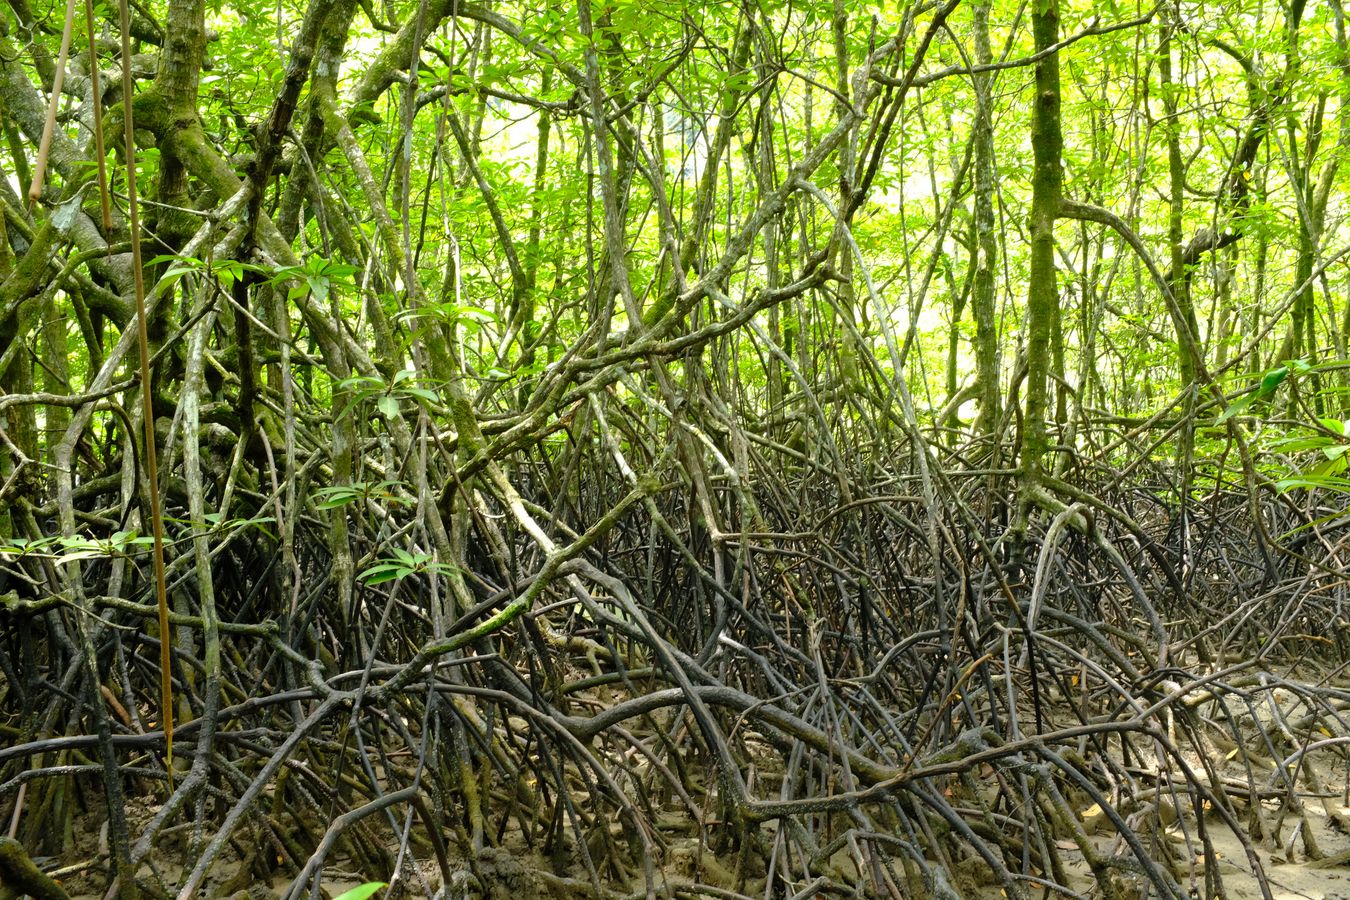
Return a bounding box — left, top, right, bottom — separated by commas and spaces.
1019, 0, 1063, 524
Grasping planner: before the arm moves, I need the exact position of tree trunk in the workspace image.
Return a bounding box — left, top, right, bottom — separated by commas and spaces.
1019, 0, 1064, 524
969, 0, 1002, 447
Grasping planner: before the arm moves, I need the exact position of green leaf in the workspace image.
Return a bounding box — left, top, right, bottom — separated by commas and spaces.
1275, 474, 1350, 492
359, 564, 411, 584
332, 885, 386, 900
377, 395, 400, 419
455, 305, 498, 324
1269, 436, 1334, 452
314, 485, 367, 509
336, 375, 385, 392
1216, 395, 1252, 424
55, 548, 113, 564
1257, 365, 1289, 397
403, 387, 438, 403
146, 253, 200, 267
1218, 362, 1300, 424
319, 261, 359, 279
1316, 455, 1349, 477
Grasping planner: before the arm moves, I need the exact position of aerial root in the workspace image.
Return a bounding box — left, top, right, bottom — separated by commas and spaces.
4, 429, 1348, 900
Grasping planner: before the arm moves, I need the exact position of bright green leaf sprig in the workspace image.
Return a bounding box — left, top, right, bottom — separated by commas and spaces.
1272, 416, 1350, 493
312, 480, 413, 511
145, 253, 356, 301
2, 517, 276, 566
2, 531, 155, 565
331, 884, 386, 900
1216, 359, 1311, 424
393, 302, 497, 328
266, 256, 358, 304
359, 549, 457, 585
335, 369, 441, 421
